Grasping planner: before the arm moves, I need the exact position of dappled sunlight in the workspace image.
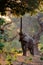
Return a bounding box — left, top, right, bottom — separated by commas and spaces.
0, 13, 43, 65
0, 0, 43, 65
0, 15, 11, 22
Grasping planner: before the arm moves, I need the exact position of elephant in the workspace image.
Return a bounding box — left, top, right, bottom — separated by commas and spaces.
19, 32, 40, 56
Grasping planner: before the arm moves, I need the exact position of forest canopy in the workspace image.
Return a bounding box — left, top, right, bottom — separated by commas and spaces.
0, 0, 43, 15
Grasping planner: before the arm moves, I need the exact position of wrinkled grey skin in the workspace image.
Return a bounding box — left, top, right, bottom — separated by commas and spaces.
19, 32, 40, 56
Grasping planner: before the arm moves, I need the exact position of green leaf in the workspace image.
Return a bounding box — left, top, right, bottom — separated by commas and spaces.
0, 18, 5, 25
0, 42, 4, 50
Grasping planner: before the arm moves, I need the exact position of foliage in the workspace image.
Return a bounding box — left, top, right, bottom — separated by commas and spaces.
40, 35, 43, 44
40, 47, 43, 52
7, 58, 12, 64
40, 56, 43, 60
29, 57, 32, 61
40, 47, 43, 50
0, 0, 43, 15
6, 54, 12, 61
38, 43, 43, 52
5, 53, 13, 64
18, 50, 22, 53
0, 18, 5, 40
11, 40, 21, 49
3, 40, 21, 53
0, 18, 5, 25
0, 34, 3, 39
0, 42, 4, 50
0, 18, 5, 52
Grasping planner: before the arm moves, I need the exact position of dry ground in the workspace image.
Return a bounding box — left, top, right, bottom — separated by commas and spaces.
0, 52, 43, 65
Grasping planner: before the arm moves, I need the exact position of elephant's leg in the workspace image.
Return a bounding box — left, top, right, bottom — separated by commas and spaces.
23, 46, 27, 56
28, 45, 34, 55
24, 43, 28, 56
21, 42, 27, 56
30, 47, 34, 55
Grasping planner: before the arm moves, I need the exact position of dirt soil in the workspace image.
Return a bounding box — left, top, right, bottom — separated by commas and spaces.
0, 53, 43, 65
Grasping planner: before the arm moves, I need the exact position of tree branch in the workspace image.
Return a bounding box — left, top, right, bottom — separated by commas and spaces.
3, 21, 13, 28
5, 34, 18, 42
